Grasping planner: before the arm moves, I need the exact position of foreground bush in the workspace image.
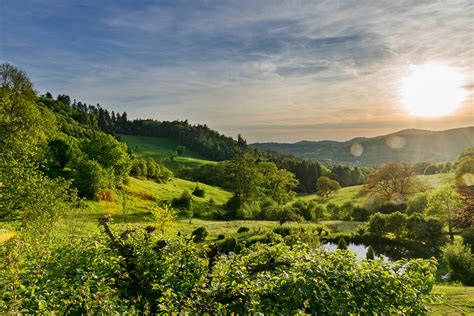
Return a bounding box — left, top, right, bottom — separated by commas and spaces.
0, 219, 437, 314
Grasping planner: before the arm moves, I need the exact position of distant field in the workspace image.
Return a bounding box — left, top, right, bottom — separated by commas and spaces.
430, 285, 474, 314
296, 173, 456, 207
120, 134, 217, 170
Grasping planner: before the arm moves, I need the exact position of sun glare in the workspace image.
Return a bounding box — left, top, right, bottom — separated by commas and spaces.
400, 62, 467, 117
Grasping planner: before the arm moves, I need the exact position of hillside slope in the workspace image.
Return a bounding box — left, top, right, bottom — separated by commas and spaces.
120, 134, 217, 170
252, 127, 474, 166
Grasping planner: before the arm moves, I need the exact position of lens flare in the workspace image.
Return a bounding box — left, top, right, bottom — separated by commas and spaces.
386, 136, 406, 149
350, 143, 363, 157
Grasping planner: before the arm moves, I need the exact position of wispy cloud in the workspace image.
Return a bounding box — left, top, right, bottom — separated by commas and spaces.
1, 0, 472, 141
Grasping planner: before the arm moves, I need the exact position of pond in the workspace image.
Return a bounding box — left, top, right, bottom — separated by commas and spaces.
322, 242, 389, 261
320, 240, 431, 262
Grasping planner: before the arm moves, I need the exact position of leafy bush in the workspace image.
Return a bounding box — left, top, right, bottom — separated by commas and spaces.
72, 158, 109, 199
337, 237, 348, 250
442, 241, 474, 285
462, 228, 474, 251
217, 234, 225, 240
191, 227, 208, 242
351, 206, 372, 221
192, 186, 205, 198
367, 212, 445, 246
237, 227, 250, 233
0, 223, 439, 314
273, 226, 292, 237
172, 190, 193, 210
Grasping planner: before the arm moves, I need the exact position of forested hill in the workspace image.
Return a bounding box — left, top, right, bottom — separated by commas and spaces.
39, 94, 335, 192
251, 127, 474, 166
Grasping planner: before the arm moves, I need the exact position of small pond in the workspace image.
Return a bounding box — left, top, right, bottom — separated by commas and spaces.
322, 242, 389, 261
321, 241, 431, 262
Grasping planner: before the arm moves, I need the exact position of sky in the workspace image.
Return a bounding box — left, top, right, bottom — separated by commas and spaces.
1, 0, 473, 142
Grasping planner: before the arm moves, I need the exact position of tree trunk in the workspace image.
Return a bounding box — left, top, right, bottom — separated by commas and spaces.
448, 220, 454, 243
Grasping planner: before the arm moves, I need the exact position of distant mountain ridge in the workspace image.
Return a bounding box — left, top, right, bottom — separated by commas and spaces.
251, 126, 474, 166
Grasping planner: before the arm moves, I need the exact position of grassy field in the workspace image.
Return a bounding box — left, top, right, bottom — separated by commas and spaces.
120, 134, 217, 170
430, 285, 474, 314
296, 173, 456, 207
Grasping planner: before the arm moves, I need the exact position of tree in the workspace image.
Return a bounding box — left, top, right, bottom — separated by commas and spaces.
364, 162, 425, 202
175, 146, 186, 155
337, 237, 348, 250
72, 158, 108, 199
81, 133, 132, 185
426, 186, 463, 242
224, 152, 261, 207
150, 204, 176, 234
0, 63, 72, 226
257, 161, 298, 204
366, 246, 375, 260
316, 176, 341, 197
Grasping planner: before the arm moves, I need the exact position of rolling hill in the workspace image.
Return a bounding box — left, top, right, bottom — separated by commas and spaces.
251, 126, 474, 166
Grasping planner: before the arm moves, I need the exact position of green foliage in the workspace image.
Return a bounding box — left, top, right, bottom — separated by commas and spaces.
316, 176, 341, 197
407, 193, 428, 214
150, 204, 176, 234
237, 226, 250, 234
172, 190, 193, 210
72, 158, 109, 199
130, 157, 172, 183
81, 132, 132, 185
366, 246, 375, 260
367, 212, 446, 246
462, 228, 474, 252
337, 236, 348, 250
191, 226, 209, 242
224, 153, 298, 210
192, 186, 205, 198
442, 241, 474, 286
0, 63, 74, 226
0, 223, 439, 314
426, 186, 462, 241
175, 145, 186, 155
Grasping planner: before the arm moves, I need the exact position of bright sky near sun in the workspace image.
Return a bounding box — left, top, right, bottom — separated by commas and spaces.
1, 0, 473, 142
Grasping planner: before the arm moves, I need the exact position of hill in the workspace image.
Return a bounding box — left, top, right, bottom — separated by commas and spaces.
251, 127, 474, 166
120, 134, 217, 170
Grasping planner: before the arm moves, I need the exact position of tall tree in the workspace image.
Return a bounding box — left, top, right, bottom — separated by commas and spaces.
426, 186, 463, 242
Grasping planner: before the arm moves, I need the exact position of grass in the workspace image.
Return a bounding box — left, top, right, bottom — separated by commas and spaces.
173, 219, 361, 239
0, 231, 16, 244
430, 284, 474, 314
297, 173, 456, 207
120, 134, 217, 170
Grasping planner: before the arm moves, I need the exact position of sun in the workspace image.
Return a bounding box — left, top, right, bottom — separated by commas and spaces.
400, 62, 467, 117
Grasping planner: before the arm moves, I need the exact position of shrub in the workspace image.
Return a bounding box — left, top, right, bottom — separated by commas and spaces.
172, 190, 193, 210
351, 206, 372, 221
378, 202, 407, 214
273, 227, 292, 237
191, 227, 208, 242
217, 234, 225, 240
442, 241, 474, 285
366, 246, 375, 260
406, 193, 428, 215
237, 227, 250, 234
98, 189, 115, 202
462, 228, 474, 252
337, 237, 348, 250
72, 158, 109, 199
192, 186, 205, 198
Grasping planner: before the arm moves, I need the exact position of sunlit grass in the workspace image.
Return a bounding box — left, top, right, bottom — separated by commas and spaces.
120, 134, 216, 170
430, 284, 474, 314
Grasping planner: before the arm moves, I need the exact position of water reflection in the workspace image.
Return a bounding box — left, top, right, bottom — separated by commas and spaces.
322, 242, 388, 261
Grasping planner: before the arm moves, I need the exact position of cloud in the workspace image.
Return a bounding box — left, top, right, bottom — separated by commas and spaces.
2, 0, 473, 142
